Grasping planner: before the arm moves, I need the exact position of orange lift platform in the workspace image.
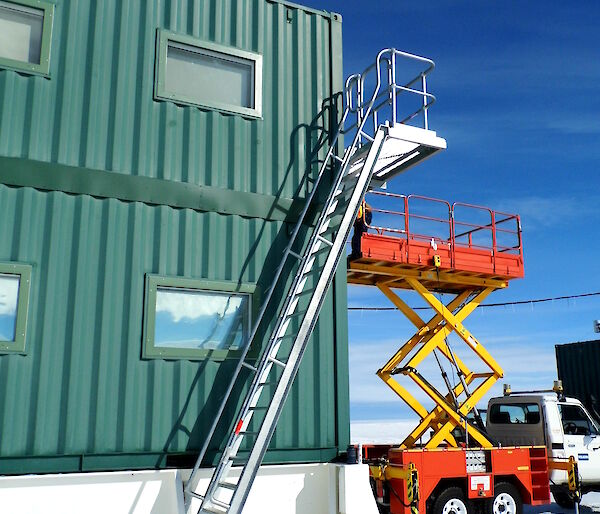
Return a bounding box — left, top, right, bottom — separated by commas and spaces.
347, 193, 579, 514
348, 192, 525, 449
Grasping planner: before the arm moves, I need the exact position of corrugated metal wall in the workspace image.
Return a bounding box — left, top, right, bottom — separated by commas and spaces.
0, 0, 348, 473
556, 340, 600, 419
0, 0, 335, 198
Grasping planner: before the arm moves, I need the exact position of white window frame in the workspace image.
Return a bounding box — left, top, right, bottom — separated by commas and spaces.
154, 29, 263, 118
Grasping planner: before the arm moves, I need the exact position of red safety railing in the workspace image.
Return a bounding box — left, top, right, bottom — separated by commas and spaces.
358, 192, 523, 277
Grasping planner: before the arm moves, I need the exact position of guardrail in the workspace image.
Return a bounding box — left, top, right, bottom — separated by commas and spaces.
342, 49, 437, 147
362, 191, 523, 267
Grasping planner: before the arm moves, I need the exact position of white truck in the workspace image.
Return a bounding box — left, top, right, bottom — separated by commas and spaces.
487, 384, 600, 508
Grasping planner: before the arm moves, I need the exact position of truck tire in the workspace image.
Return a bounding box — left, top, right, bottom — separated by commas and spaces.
433, 486, 469, 514
553, 491, 576, 509
491, 482, 522, 514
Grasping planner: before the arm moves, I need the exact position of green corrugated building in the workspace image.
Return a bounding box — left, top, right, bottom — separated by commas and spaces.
0, 0, 349, 476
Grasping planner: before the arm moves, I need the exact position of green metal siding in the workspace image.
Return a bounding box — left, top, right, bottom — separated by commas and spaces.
0, 185, 344, 471
0, 0, 337, 198
556, 340, 600, 417
0, 0, 348, 473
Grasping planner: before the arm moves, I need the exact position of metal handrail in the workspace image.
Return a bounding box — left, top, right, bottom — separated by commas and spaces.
362, 192, 524, 269
342, 49, 438, 147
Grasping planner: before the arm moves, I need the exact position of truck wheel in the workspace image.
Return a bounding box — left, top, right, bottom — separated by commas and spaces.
433, 487, 469, 514
491, 482, 522, 514
553, 491, 575, 509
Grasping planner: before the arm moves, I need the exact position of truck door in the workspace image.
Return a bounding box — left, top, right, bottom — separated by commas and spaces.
559, 403, 600, 483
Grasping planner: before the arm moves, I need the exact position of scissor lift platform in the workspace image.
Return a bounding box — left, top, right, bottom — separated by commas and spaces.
347, 193, 524, 450
348, 193, 523, 294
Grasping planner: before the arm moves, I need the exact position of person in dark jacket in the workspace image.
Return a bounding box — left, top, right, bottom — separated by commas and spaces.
350, 201, 372, 259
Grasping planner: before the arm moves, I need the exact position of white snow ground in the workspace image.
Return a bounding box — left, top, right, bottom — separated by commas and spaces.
351, 421, 600, 513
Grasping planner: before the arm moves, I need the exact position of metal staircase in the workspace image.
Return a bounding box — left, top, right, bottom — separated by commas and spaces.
184, 49, 446, 514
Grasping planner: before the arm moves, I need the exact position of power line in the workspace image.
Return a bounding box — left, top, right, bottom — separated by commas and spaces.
348, 291, 600, 311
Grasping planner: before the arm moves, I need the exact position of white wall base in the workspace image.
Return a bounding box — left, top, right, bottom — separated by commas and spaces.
0, 469, 184, 514
0, 463, 379, 514
184, 462, 379, 514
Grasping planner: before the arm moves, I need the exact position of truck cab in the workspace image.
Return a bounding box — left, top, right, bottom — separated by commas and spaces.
487, 390, 600, 504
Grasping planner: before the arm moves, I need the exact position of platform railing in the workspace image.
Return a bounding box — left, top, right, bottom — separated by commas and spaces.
342, 49, 437, 147
361, 192, 523, 269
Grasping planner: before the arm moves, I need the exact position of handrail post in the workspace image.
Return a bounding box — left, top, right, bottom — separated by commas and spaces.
450, 207, 455, 268
404, 196, 410, 245
421, 73, 428, 130
516, 215, 523, 261
491, 211, 497, 273
358, 75, 364, 144
391, 53, 397, 127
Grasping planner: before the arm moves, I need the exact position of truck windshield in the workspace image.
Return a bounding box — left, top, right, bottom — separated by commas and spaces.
559, 404, 600, 436
488, 403, 540, 424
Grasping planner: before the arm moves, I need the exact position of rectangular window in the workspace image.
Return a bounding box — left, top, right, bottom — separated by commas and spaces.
155, 30, 262, 118
488, 403, 540, 425
0, 262, 32, 354
559, 404, 600, 436
0, 0, 54, 76
143, 275, 256, 360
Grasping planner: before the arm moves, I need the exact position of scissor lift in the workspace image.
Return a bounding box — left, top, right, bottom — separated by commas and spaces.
348, 193, 525, 449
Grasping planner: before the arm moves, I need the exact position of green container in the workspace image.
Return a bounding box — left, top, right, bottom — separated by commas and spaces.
0, 0, 348, 475
556, 339, 600, 421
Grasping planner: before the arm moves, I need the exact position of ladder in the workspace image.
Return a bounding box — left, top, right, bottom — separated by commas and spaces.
184, 49, 441, 514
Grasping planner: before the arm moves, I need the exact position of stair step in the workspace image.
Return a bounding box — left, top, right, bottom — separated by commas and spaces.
187, 490, 205, 501
208, 497, 231, 511
268, 356, 287, 368
294, 287, 316, 298
285, 309, 307, 320
316, 235, 333, 246
258, 380, 278, 387
218, 481, 239, 491
238, 430, 259, 436
200, 506, 228, 514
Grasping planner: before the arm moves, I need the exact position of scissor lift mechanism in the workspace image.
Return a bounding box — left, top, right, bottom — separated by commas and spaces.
348, 193, 524, 449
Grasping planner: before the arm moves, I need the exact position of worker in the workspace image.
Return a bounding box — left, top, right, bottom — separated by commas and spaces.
350, 201, 372, 259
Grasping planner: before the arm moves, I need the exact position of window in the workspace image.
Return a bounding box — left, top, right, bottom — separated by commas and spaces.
559, 404, 600, 436
154, 30, 262, 118
0, 262, 32, 354
488, 403, 540, 424
0, 0, 54, 76
143, 275, 256, 360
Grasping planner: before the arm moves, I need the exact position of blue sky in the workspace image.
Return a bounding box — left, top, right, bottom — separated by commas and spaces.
300, 1, 600, 423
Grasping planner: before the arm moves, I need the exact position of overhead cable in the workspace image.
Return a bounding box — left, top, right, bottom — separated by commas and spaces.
348, 291, 600, 311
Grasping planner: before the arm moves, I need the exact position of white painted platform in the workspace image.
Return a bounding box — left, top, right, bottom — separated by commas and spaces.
370, 124, 447, 187
0, 463, 379, 514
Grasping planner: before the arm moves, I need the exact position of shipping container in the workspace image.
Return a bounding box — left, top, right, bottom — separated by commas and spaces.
556, 339, 600, 422
0, 0, 348, 475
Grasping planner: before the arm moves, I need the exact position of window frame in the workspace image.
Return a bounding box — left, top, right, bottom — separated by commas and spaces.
154, 29, 263, 118
488, 402, 541, 425
0, 0, 54, 77
0, 262, 32, 354
142, 274, 257, 361
559, 403, 600, 436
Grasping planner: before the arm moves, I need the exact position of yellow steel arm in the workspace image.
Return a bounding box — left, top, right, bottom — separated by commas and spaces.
372, 276, 504, 449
